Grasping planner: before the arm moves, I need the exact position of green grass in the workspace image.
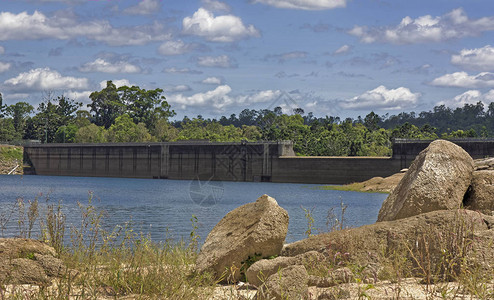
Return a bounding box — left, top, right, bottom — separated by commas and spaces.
314, 184, 389, 194
0, 146, 23, 162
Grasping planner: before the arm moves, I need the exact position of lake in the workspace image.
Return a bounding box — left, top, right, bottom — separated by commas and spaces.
0, 175, 387, 244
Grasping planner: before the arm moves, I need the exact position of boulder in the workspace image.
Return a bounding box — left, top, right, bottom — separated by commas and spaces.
282, 210, 492, 278
246, 251, 324, 287
0, 238, 66, 285
257, 265, 309, 300
195, 194, 289, 282
378, 140, 474, 222
464, 170, 494, 215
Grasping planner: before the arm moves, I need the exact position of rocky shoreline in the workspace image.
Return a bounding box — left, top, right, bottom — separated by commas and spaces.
2, 139, 494, 299
0, 145, 23, 175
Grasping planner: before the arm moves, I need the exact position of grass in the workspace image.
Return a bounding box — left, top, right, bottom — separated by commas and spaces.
315, 183, 389, 194
2, 195, 494, 299
0, 146, 23, 163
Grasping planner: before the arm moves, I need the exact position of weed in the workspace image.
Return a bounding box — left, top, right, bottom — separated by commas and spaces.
301, 205, 315, 237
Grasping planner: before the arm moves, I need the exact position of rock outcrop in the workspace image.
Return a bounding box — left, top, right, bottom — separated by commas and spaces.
0, 238, 66, 285
195, 194, 289, 282
378, 139, 474, 222
256, 265, 309, 300
464, 170, 494, 215
245, 251, 324, 287
282, 210, 493, 276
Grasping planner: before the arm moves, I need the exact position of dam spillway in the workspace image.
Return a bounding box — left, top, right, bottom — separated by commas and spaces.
23, 139, 494, 184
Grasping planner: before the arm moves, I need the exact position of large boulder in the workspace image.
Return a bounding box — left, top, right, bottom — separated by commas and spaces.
256, 265, 309, 300
195, 194, 289, 282
464, 170, 494, 215
0, 238, 66, 285
282, 210, 493, 278
378, 140, 474, 222
246, 251, 324, 287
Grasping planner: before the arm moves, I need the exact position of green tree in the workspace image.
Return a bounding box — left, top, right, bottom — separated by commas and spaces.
88, 81, 125, 128
75, 124, 107, 143
6, 102, 34, 136
107, 114, 152, 142
54, 124, 78, 143
118, 85, 175, 130
0, 118, 17, 141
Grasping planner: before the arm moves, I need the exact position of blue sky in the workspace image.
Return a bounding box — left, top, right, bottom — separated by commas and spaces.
1, 0, 494, 120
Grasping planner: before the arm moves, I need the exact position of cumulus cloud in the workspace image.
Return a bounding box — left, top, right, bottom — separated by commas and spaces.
123, 0, 161, 15
438, 90, 494, 108
3, 67, 89, 92
349, 8, 494, 44
158, 40, 196, 56
99, 79, 133, 89
167, 85, 281, 111
182, 8, 260, 42
65, 90, 92, 103
0, 61, 11, 73
430, 72, 494, 88
0, 10, 171, 46
265, 51, 308, 63
201, 0, 231, 12
197, 55, 237, 68
202, 77, 223, 85
451, 45, 494, 71
167, 85, 192, 93
163, 67, 203, 74
333, 44, 352, 55
80, 58, 142, 73
340, 85, 420, 110
253, 0, 346, 10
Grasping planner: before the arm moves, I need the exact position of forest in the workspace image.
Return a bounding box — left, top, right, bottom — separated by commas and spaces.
1, 81, 493, 157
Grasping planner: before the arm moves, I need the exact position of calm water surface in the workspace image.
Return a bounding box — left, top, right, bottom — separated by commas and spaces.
0, 175, 387, 243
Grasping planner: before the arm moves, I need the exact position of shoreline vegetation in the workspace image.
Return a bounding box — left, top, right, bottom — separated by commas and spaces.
318, 171, 405, 194
0, 145, 23, 175
2, 192, 494, 299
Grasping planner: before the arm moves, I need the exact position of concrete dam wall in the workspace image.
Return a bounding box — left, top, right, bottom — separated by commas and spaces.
23, 139, 494, 184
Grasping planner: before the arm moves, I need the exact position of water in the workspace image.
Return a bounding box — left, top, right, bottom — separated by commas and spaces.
0, 175, 387, 243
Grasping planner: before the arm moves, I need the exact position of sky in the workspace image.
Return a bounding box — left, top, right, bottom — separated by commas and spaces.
1, 0, 494, 120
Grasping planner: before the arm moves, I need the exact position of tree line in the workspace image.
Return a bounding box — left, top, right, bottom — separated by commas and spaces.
1, 81, 493, 156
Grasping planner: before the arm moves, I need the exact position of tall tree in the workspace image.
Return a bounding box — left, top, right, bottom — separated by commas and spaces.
88, 81, 124, 128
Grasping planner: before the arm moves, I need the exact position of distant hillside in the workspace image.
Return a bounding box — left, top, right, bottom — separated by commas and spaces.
0, 145, 23, 175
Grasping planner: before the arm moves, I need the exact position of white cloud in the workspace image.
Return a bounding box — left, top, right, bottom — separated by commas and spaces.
3, 67, 89, 92
123, 0, 161, 15
0, 46, 4, 54
197, 55, 237, 68
0, 61, 11, 73
202, 0, 231, 12
340, 85, 420, 110
65, 90, 92, 103
168, 85, 281, 111
80, 58, 142, 73
0, 10, 171, 46
438, 90, 494, 108
167, 85, 192, 93
333, 44, 351, 55
266, 51, 307, 63
163, 67, 203, 74
350, 8, 494, 44
451, 45, 494, 71
183, 8, 260, 42
430, 72, 494, 88
253, 0, 346, 10
99, 79, 133, 89
202, 77, 223, 85
158, 40, 196, 56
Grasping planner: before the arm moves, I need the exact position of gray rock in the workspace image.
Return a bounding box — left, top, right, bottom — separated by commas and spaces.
464, 170, 494, 215
195, 194, 289, 282
257, 265, 309, 300
246, 251, 324, 287
378, 140, 474, 222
